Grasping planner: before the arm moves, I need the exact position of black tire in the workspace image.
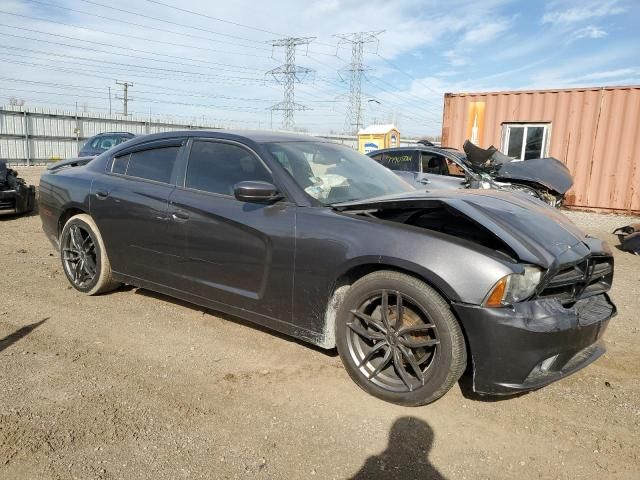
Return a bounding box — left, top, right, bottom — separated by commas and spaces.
60, 214, 121, 295
335, 271, 466, 406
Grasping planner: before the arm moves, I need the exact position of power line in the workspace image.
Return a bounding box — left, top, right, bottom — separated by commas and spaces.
267, 37, 316, 130
0, 44, 273, 84
0, 24, 268, 74
75, 0, 275, 48
0, 77, 280, 103
143, 0, 284, 37
25, 0, 272, 52
140, 0, 339, 51
0, 43, 270, 83
0, 10, 274, 61
0, 54, 278, 90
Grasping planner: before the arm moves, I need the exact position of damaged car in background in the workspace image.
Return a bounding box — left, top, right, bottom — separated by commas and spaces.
0, 160, 35, 216
369, 140, 573, 207
38, 131, 615, 406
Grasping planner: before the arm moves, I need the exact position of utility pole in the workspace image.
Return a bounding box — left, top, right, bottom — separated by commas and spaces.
115, 80, 133, 116
108, 86, 112, 116
335, 31, 383, 134
267, 37, 315, 130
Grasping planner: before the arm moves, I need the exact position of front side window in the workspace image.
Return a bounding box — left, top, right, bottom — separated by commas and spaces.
263, 141, 413, 204
186, 141, 272, 196
502, 123, 551, 160
420, 153, 448, 175
126, 146, 179, 183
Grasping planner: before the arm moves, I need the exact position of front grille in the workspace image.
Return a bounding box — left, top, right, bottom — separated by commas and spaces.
538, 256, 613, 302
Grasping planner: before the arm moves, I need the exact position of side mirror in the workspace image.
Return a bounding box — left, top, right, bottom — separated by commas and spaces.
233, 181, 282, 203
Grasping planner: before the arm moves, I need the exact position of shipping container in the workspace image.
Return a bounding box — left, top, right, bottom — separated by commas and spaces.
441, 85, 640, 213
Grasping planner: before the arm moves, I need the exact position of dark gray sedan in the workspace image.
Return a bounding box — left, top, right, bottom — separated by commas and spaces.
38, 130, 615, 405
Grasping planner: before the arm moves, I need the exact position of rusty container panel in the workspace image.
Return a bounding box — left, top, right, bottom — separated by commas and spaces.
441, 86, 640, 213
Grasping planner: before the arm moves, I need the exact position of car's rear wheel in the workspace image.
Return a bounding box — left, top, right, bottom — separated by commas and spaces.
60, 214, 121, 295
336, 271, 466, 406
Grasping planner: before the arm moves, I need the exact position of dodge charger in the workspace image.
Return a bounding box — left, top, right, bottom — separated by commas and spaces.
38, 130, 616, 406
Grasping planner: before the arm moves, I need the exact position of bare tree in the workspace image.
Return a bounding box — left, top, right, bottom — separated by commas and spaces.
9, 97, 25, 107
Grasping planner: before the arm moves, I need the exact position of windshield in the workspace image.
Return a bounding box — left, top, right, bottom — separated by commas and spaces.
263, 141, 414, 204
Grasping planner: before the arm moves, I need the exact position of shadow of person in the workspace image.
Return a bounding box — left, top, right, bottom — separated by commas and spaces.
0, 317, 49, 353
350, 416, 445, 480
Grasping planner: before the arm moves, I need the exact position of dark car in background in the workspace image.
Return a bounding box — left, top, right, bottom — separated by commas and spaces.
78, 132, 136, 157
39, 130, 615, 406
369, 140, 573, 207
0, 160, 35, 216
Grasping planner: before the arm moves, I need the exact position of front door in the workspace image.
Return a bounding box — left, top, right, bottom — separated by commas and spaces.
165, 139, 295, 321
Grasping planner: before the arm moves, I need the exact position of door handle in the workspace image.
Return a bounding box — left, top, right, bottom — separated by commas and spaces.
418, 178, 431, 185
172, 210, 189, 222
95, 190, 109, 200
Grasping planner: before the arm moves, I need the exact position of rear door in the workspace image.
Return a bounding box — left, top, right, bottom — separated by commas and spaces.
90, 138, 185, 284
165, 138, 295, 320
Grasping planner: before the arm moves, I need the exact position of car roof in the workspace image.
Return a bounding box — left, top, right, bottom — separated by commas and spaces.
369, 146, 441, 154
93, 132, 136, 136
115, 129, 333, 145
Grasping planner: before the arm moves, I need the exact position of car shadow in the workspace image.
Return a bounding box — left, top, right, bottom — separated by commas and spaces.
131, 287, 339, 357
0, 317, 49, 353
349, 416, 445, 480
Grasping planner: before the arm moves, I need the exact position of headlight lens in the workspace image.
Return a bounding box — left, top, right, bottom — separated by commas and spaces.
484, 265, 542, 307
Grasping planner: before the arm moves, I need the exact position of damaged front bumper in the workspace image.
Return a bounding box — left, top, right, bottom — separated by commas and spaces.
452, 293, 616, 395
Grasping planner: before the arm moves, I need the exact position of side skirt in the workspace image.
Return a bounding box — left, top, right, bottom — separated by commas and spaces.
111, 272, 329, 348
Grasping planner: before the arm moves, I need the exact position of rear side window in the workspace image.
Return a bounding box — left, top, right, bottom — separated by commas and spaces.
186, 141, 272, 196
111, 154, 129, 174
125, 146, 179, 183
380, 151, 416, 172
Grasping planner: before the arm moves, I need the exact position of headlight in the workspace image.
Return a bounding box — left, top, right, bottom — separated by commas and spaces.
484, 265, 542, 307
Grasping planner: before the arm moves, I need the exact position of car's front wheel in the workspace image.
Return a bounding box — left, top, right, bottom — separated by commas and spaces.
336, 271, 466, 406
60, 214, 121, 295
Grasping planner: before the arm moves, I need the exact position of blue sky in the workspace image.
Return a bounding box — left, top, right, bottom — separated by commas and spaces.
1, 0, 638, 135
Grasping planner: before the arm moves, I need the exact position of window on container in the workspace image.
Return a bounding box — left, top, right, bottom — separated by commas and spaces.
502, 123, 551, 160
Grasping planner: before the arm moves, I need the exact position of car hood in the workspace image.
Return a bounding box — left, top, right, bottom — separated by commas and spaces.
496, 157, 574, 194
333, 189, 590, 267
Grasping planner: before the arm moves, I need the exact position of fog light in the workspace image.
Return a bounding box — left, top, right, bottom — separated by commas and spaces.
540, 354, 559, 372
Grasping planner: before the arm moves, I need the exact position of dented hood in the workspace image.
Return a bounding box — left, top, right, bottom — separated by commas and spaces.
496, 157, 574, 194
333, 189, 589, 267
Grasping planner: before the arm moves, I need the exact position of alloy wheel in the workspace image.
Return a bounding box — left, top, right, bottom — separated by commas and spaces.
62, 224, 98, 288
346, 289, 440, 393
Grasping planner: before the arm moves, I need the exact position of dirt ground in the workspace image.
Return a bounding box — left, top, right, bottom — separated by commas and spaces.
1, 166, 639, 480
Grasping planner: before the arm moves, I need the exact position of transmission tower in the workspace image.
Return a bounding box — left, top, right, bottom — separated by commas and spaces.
115, 80, 133, 116
335, 31, 383, 134
267, 37, 315, 130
